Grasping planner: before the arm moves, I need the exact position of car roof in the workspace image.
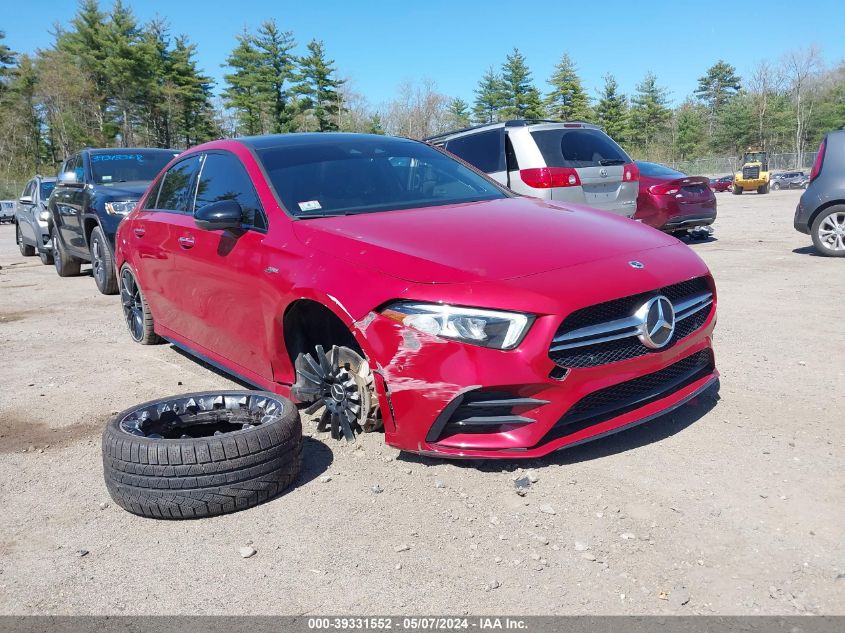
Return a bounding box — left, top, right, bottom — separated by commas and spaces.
84, 147, 178, 155
425, 119, 600, 142
238, 132, 417, 151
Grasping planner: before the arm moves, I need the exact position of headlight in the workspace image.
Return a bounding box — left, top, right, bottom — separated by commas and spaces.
104, 201, 136, 215
380, 302, 532, 350
38, 209, 50, 222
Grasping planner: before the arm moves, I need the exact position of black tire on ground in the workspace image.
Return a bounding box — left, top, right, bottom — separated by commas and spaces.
810, 205, 845, 258
119, 265, 163, 345
38, 248, 54, 265
102, 391, 303, 519
52, 228, 81, 277
732, 185, 742, 195
16, 224, 35, 256
757, 182, 770, 194
90, 225, 118, 294
772, 182, 781, 190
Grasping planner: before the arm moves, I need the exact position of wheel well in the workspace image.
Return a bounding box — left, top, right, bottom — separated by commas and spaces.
83, 217, 99, 247
283, 299, 363, 368
808, 200, 845, 230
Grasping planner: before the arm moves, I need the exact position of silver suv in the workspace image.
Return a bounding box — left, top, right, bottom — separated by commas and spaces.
427, 120, 638, 216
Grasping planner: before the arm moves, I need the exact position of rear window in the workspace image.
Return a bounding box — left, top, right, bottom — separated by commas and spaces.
531, 128, 629, 169
636, 161, 686, 178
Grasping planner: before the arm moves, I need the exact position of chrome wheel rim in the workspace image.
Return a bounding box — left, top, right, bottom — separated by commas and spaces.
92, 236, 104, 285
818, 212, 845, 252
120, 269, 144, 341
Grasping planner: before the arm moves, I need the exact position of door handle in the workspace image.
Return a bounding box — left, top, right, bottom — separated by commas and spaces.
133, 227, 146, 237
178, 236, 195, 249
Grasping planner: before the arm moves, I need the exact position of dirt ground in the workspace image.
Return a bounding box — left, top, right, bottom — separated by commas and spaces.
0, 188, 843, 616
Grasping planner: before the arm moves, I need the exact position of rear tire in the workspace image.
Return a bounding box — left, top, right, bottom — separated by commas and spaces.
772, 182, 781, 191
52, 229, 81, 277
90, 226, 118, 295
810, 206, 845, 257
16, 224, 35, 256
120, 265, 163, 345
757, 183, 769, 194
38, 249, 54, 265
732, 186, 742, 195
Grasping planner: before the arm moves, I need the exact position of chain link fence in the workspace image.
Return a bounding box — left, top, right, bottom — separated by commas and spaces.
670, 151, 819, 177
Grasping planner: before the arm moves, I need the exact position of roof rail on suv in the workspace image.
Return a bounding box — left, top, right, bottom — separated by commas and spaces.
425, 119, 602, 143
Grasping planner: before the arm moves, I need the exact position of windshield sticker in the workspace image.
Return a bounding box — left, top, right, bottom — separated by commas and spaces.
101, 175, 112, 181
91, 154, 145, 162
298, 200, 322, 212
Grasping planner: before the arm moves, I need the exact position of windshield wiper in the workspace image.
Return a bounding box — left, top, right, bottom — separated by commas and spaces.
598, 159, 626, 166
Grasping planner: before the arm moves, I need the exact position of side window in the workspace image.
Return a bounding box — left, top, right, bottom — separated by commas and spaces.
445, 130, 505, 174
141, 176, 165, 211
153, 155, 201, 213
505, 136, 519, 172
73, 155, 84, 182
62, 155, 79, 181
195, 152, 267, 230
22, 180, 35, 199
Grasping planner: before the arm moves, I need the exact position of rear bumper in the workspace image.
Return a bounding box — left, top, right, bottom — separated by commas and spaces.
661, 214, 716, 231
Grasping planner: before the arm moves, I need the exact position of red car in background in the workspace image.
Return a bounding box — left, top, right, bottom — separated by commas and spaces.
114, 134, 718, 459
709, 176, 733, 192
634, 161, 717, 237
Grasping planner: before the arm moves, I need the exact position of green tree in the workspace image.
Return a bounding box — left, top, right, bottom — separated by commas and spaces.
0, 31, 17, 92
447, 97, 471, 128
254, 20, 297, 133
629, 71, 671, 151
472, 66, 505, 123
545, 53, 591, 121
165, 36, 217, 146
712, 92, 756, 154
367, 113, 384, 135
594, 73, 628, 141
673, 100, 707, 159
223, 31, 266, 135
500, 48, 544, 120
695, 60, 741, 136
296, 39, 344, 131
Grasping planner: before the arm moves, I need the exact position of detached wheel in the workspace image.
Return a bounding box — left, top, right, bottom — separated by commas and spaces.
90, 226, 118, 294
103, 391, 302, 519
292, 345, 380, 441
811, 206, 845, 257
52, 229, 81, 277
16, 224, 35, 256
120, 266, 163, 344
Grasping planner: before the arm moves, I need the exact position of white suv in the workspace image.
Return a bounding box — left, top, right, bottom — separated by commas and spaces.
427, 120, 639, 217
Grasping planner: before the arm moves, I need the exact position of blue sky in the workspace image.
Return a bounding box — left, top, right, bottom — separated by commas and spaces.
4, 0, 844, 108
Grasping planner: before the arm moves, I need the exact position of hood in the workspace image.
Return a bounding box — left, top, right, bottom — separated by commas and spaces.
293, 197, 678, 284
94, 181, 150, 200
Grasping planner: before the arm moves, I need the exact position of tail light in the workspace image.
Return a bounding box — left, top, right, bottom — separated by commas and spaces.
648, 182, 680, 196
623, 162, 639, 182
809, 138, 826, 182
520, 167, 581, 189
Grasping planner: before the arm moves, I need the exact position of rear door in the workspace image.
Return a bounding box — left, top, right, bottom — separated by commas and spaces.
444, 129, 507, 185
171, 151, 271, 379
529, 126, 637, 216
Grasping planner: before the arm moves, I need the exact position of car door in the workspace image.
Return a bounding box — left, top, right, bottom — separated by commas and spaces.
18, 180, 37, 243
170, 150, 271, 379
53, 154, 88, 254
130, 154, 202, 334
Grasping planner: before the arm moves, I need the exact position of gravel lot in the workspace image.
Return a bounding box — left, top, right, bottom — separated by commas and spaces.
0, 189, 842, 615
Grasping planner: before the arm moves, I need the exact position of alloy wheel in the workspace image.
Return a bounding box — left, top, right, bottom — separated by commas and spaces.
120, 269, 145, 341
818, 211, 845, 252
91, 235, 105, 286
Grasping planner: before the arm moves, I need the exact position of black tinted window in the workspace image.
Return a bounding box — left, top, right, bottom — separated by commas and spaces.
89, 150, 178, 186
636, 161, 686, 178
531, 128, 629, 169
257, 137, 506, 218
39, 181, 55, 200
445, 130, 505, 173
153, 155, 201, 212
195, 153, 266, 230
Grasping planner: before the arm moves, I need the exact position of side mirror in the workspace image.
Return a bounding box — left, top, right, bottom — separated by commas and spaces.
19, 195, 33, 205
59, 171, 79, 186
194, 199, 243, 230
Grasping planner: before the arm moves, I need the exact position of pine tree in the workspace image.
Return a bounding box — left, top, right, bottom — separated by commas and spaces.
296, 39, 343, 131
223, 31, 266, 135
254, 20, 297, 133
695, 60, 741, 137
545, 53, 591, 121
367, 113, 384, 135
473, 67, 505, 124
500, 48, 544, 120
0, 31, 17, 94
166, 36, 216, 146
447, 97, 471, 128
629, 71, 671, 150
674, 100, 707, 159
594, 74, 628, 141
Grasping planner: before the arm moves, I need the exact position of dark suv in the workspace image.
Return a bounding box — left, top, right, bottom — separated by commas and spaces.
49, 148, 178, 293
794, 130, 845, 257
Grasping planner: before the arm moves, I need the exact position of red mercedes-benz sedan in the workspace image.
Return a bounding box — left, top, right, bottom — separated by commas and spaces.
634, 161, 717, 236
114, 134, 718, 459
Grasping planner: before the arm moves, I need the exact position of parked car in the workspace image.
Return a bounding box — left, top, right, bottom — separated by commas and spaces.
48, 148, 178, 293
0, 200, 15, 223
115, 133, 718, 459
771, 171, 807, 190
426, 120, 638, 217
709, 176, 733, 192
633, 161, 717, 237
794, 131, 845, 257
14, 175, 56, 264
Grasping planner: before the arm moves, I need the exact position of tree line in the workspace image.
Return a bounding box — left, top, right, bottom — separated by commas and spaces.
1, 0, 844, 197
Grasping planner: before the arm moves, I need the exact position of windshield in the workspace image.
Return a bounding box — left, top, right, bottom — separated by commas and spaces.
90, 151, 178, 185
39, 181, 55, 200
530, 128, 630, 169
256, 137, 508, 218
636, 161, 686, 178
743, 152, 766, 164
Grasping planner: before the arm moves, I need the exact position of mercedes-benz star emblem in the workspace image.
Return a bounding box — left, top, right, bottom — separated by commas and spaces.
330, 383, 345, 402
636, 296, 676, 349
599, 168, 608, 178
628, 260, 645, 269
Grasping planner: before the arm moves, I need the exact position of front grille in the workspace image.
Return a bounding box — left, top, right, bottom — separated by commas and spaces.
549, 277, 712, 368
742, 166, 760, 179
540, 349, 714, 444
